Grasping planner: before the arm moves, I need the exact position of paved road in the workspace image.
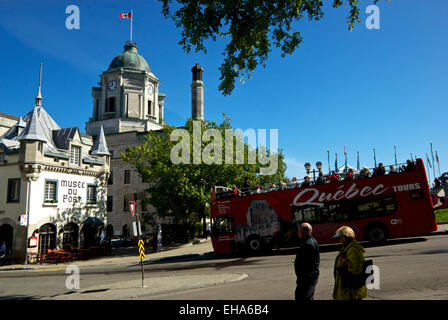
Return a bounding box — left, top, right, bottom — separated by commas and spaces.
0, 226, 447, 300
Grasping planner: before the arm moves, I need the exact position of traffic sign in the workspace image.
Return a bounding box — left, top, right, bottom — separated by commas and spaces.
138, 239, 145, 260
129, 201, 135, 216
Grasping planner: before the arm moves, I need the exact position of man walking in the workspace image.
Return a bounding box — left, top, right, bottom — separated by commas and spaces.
294, 223, 320, 300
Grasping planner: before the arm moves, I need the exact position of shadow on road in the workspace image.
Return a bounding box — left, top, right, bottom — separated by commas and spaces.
0, 294, 40, 300
129, 236, 430, 270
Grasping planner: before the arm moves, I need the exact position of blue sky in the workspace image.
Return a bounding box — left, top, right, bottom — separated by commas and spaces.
0, 0, 447, 181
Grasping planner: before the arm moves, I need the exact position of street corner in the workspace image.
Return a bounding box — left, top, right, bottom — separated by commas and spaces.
46, 273, 249, 300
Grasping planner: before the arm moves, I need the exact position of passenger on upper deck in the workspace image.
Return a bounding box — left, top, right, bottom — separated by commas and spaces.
375, 163, 386, 176
241, 177, 251, 195
327, 171, 340, 183
301, 176, 311, 187
435, 178, 441, 189
291, 177, 299, 187
359, 166, 370, 178
315, 171, 325, 185
405, 159, 417, 171
389, 165, 397, 174
344, 169, 354, 181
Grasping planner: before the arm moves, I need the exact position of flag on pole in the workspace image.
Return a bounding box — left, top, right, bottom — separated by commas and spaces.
436, 151, 441, 176
120, 10, 134, 42
426, 153, 432, 168
373, 148, 377, 168
327, 150, 331, 174
119, 12, 132, 18
344, 145, 348, 173
431, 143, 436, 181
335, 153, 338, 172
426, 153, 432, 183
357, 151, 360, 171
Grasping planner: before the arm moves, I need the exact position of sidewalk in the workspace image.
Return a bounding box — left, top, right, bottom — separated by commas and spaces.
0, 238, 215, 272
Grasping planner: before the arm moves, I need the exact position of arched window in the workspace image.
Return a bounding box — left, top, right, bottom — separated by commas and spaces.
63, 223, 79, 249
39, 223, 56, 253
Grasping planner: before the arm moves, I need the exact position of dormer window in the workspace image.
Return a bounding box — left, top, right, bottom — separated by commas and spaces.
70, 145, 81, 166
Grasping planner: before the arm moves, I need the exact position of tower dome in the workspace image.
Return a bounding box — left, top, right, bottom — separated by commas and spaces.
107, 42, 151, 73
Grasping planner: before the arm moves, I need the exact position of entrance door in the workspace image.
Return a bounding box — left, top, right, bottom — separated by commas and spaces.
0, 224, 13, 256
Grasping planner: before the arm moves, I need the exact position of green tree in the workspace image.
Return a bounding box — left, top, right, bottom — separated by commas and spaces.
159, 0, 384, 95
122, 116, 287, 237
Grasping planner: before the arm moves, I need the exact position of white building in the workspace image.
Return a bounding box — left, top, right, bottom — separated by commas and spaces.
85, 41, 205, 238
0, 66, 111, 263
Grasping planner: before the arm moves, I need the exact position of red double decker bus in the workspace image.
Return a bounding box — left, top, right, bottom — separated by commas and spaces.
210, 158, 437, 254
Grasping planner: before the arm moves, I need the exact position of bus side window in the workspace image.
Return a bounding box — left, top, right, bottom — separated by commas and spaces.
212, 216, 234, 235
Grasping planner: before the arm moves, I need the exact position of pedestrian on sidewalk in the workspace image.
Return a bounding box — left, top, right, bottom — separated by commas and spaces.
332, 226, 368, 300
206, 223, 211, 241
294, 223, 320, 300
0, 241, 7, 265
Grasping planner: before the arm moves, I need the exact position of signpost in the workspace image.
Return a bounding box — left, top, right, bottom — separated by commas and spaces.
129, 195, 145, 287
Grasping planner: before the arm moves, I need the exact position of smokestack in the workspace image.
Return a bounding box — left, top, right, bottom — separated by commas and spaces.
191, 63, 204, 120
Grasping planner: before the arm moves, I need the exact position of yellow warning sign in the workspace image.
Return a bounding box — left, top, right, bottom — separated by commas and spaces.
138, 239, 145, 260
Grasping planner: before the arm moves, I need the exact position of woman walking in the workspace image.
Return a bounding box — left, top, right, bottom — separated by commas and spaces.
333, 226, 368, 300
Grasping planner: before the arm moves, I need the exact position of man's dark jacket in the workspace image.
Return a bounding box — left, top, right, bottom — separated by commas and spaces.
294, 236, 320, 279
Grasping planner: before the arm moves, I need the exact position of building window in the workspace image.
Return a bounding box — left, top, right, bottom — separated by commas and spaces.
148, 100, 152, 115
124, 170, 131, 184
44, 180, 57, 203
95, 99, 100, 120
87, 185, 97, 204
105, 97, 116, 113
39, 224, 56, 254
107, 196, 113, 212
108, 171, 113, 185
70, 145, 81, 166
7, 178, 21, 202
123, 196, 129, 211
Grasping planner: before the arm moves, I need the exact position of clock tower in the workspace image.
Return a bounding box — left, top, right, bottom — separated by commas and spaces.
86, 41, 165, 137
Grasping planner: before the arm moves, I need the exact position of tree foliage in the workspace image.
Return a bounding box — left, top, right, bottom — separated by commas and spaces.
159, 0, 382, 95
122, 116, 287, 224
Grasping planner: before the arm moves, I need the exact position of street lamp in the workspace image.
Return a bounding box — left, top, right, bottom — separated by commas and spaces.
316, 161, 322, 171
304, 162, 311, 174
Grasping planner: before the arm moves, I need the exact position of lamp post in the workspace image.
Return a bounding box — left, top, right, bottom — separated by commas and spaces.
304, 162, 322, 182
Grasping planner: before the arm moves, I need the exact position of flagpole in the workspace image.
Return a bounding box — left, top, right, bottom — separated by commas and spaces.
431, 143, 436, 180
344, 145, 347, 172
130, 9, 133, 43
357, 151, 360, 171
394, 146, 397, 170
426, 153, 431, 184
335, 153, 338, 172
436, 151, 441, 176
327, 150, 330, 174
373, 148, 377, 168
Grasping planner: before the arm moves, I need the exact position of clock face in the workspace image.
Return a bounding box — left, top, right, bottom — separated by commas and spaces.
107, 80, 117, 91
147, 83, 154, 95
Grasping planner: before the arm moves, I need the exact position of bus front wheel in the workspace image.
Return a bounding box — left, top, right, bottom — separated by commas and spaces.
365, 223, 388, 243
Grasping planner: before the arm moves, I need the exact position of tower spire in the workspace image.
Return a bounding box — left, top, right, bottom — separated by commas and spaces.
35, 63, 43, 107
